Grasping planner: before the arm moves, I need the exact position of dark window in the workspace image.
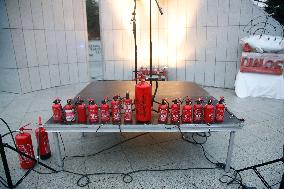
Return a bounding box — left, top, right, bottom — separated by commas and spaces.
86, 0, 100, 40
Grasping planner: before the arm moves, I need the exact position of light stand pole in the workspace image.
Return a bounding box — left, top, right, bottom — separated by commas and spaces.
132, 0, 138, 83
149, 0, 163, 85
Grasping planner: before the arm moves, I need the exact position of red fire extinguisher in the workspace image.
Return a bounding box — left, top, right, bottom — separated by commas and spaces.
204, 98, 215, 124
35, 116, 51, 160
63, 99, 75, 123
182, 98, 193, 124
111, 95, 121, 123
158, 99, 169, 124
101, 97, 110, 123
52, 98, 63, 123
135, 76, 152, 123
76, 97, 87, 124
15, 123, 35, 169
88, 98, 99, 124
123, 91, 133, 123
171, 99, 180, 124
193, 98, 203, 123
215, 97, 225, 123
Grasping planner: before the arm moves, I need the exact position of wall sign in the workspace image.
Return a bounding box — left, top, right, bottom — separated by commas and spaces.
240, 52, 283, 75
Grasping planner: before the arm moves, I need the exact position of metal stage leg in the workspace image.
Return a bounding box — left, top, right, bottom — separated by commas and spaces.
52, 132, 63, 168
225, 131, 236, 172
82, 132, 85, 137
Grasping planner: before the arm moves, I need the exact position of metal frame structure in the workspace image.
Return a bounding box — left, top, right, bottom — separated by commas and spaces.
45, 122, 243, 172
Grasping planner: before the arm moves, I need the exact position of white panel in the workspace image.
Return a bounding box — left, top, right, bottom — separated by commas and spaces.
56, 31, 67, 63
49, 64, 60, 87
185, 61, 196, 82
69, 62, 79, 83
216, 27, 228, 61
53, 0, 64, 30
229, 0, 241, 25
123, 60, 132, 80
158, 29, 167, 66
214, 61, 225, 88
114, 61, 123, 80
100, 0, 112, 30
207, 0, 218, 26
5, 0, 21, 28
104, 61, 115, 80
34, 30, 48, 66
196, 27, 206, 61
224, 61, 237, 88
0, 29, 17, 68
29, 66, 42, 91
66, 31, 77, 63
185, 28, 196, 61
63, 0, 74, 30
23, 30, 38, 67
11, 29, 28, 68
204, 60, 215, 87
176, 60, 186, 81
0, 0, 9, 28
42, 0, 54, 29
78, 62, 89, 82
196, 0, 207, 27
59, 63, 70, 85
218, 0, 229, 26
240, 0, 253, 25
18, 68, 31, 93
19, 0, 33, 29
45, 30, 58, 65
30, 0, 44, 29
185, 0, 197, 28
194, 61, 205, 85
227, 26, 239, 61
103, 30, 114, 61
39, 65, 51, 89
113, 30, 123, 60
0, 68, 20, 93
76, 31, 87, 63
73, 0, 84, 30
158, 0, 168, 29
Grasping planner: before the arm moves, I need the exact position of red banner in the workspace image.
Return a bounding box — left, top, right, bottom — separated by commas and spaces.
240, 52, 283, 75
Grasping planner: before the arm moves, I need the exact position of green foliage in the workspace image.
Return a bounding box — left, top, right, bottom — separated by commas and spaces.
265, 0, 284, 26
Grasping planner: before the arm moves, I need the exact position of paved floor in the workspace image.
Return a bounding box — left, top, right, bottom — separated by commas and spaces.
0, 82, 283, 189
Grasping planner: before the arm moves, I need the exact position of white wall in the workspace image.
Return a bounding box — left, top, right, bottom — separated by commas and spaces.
0, 0, 89, 93
100, 0, 283, 88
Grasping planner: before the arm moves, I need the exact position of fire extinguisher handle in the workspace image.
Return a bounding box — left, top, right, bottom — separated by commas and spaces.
19, 123, 32, 131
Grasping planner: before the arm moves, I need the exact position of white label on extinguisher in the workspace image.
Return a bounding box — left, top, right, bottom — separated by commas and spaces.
65, 110, 75, 122
42, 135, 51, 154
216, 109, 224, 120
18, 144, 34, 164
159, 110, 168, 122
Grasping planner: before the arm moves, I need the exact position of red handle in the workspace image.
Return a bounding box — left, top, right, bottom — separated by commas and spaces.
19, 123, 31, 131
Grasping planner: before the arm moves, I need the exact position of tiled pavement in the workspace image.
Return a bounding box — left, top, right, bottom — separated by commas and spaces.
0, 83, 283, 189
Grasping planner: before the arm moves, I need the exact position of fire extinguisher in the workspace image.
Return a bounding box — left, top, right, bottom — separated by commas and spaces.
35, 116, 51, 160
135, 76, 152, 123
171, 99, 180, 124
215, 97, 225, 123
204, 98, 215, 124
123, 91, 133, 123
158, 99, 169, 124
100, 97, 110, 123
111, 95, 121, 123
88, 98, 99, 124
182, 98, 193, 124
15, 123, 35, 169
63, 99, 75, 123
193, 98, 203, 123
76, 97, 87, 124
52, 98, 63, 123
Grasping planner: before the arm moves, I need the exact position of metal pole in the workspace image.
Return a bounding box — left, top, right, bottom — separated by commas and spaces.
0, 135, 13, 189
150, 0, 153, 85
225, 131, 236, 172
53, 132, 63, 168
